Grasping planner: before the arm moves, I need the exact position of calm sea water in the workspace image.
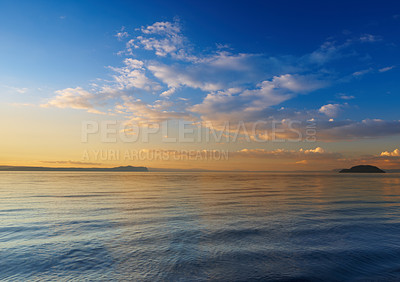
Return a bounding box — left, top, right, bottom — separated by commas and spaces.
1, 172, 400, 281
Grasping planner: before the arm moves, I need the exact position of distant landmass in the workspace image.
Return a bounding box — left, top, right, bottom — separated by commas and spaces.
0, 165, 148, 172
339, 165, 385, 173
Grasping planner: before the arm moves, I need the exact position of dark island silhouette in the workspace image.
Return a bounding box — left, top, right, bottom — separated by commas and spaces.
0, 165, 148, 172
339, 165, 385, 173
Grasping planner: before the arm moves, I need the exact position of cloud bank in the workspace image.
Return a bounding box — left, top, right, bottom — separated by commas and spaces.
41, 20, 400, 141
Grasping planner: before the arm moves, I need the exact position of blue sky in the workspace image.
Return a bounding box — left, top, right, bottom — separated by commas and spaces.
1, 0, 399, 114
1, 0, 400, 169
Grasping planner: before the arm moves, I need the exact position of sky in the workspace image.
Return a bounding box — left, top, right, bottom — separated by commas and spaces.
1, 0, 400, 171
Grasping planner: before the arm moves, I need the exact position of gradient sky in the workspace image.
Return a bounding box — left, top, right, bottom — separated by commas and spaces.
1, 0, 400, 170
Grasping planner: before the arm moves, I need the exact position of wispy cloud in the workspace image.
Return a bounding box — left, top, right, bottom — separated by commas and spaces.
352, 68, 373, 76
115, 27, 129, 41
41, 20, 399, 143
127, 20, 196, 61
379, 66, 395, 72
230, 147, 342, 160
359, 34, 382, 42
41, 87, 105, 114
109, 58, 160, 91
190, 74, 326, 126
338, 94, 355, 100
117, 96, 195, 124
10, 102, 35, 107
147, 63, 223, 92
40, 160, 102, 165
230, 147, 400, 168
1, 84, 29, 94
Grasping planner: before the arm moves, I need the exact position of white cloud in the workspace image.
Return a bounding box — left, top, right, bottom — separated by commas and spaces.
160, 87, 176, 98
115, 27, 129, 41
271, 74, 326, 92
41, 19, 400, 143
319, 103, 344, 117
41, 87, 104, 114
190, 74, 326, 127
339, 94, 355, 100
352, 68, 372, 76
124, 58, 144, 69
136, 36, 179, 57
116, 96, 195, 124
200, 51, 256, 70
379, 66, 395, 72
148, 63, 223, 92
146, 51, 278, 93
131, 20, 196, 61
305, 40, 345, 65
140, 21, 181, 35
109, 58, 160, 91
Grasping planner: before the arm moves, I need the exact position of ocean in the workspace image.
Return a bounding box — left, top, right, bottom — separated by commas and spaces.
1, 172, 400, 281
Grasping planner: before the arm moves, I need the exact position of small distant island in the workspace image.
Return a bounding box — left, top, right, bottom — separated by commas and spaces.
339, 165, 385, 173
0, 165, 148, 172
